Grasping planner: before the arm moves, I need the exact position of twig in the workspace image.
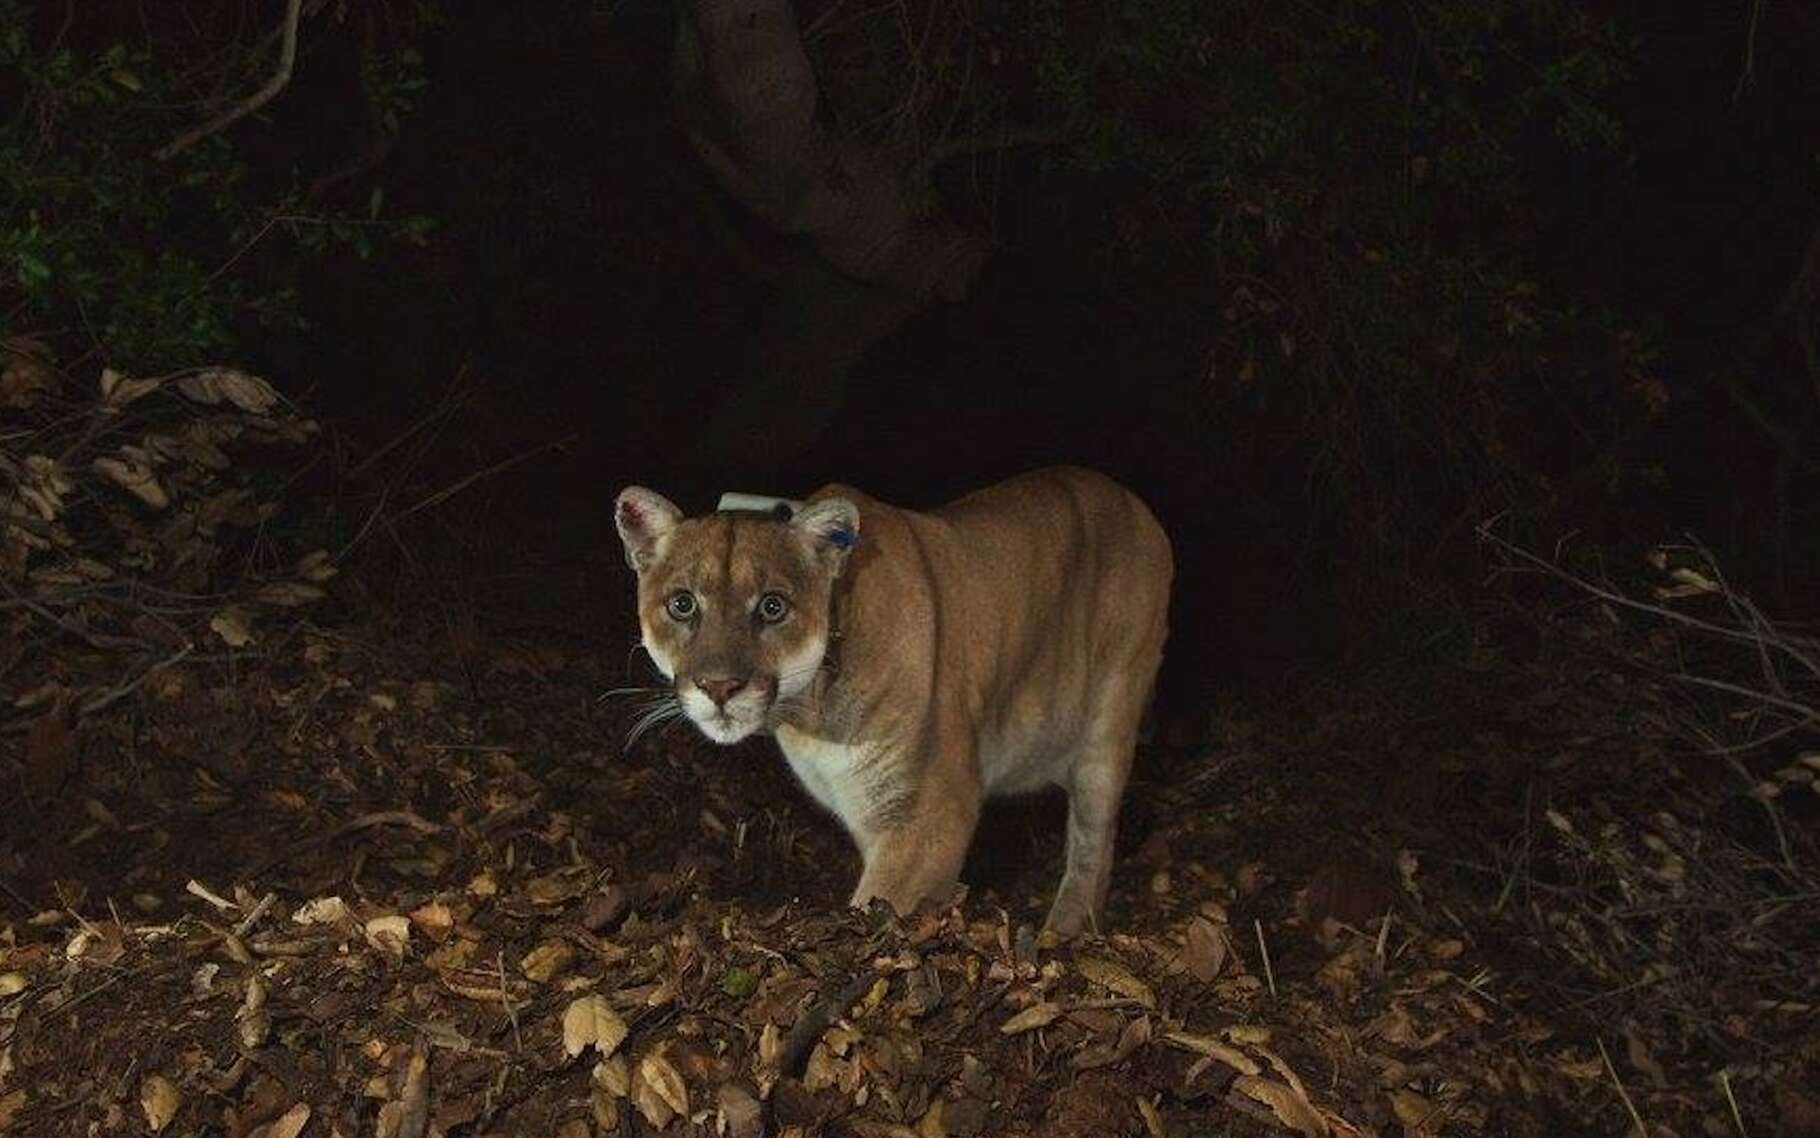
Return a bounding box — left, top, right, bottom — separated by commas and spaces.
1253, 918, 1277, 998
0, 875, 37, 914
0, 586, 149, 655
1668, 672, 1819, 727
802, 0, 849, 39
495, 950, 523, 1051
246, 809, 445, 879
156, 0, 305, 161
382, 434, 577, 528
332, 484, 391, 564
1717, 1068, 1748, 1138
1733, 0, 1762, 104
1597, 1035, 1649, 1137
773, 970, 878, 1078
1477, 521, 1820, 680
233, 892, 279, 938
47, 964, 139, 1019
919, 126, 1068, 178
185, 879, 237, 912
1494, 780, 1535, 915
77, 644, 194, 717
344, 365, 473, 480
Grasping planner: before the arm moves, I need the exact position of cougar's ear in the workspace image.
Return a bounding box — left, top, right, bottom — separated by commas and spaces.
792, 497, 859, 573
615, 486, 683, 573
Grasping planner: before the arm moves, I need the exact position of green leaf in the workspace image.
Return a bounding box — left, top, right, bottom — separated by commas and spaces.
719, 968, 758, 999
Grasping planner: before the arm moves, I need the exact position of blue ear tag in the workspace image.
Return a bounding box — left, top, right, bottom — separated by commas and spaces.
828, 527, 856, 550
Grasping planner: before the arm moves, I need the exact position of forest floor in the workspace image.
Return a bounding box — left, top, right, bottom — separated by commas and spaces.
1, 570, 1816, 1138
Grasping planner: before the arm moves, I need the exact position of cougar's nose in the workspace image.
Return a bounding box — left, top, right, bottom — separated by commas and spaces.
695, 676, 746, 706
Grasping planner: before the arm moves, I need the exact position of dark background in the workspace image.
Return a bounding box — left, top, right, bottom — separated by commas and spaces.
10, 0, 1820, 708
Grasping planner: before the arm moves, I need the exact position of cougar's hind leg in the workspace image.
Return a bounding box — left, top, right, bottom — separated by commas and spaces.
1046, 647, 1162, 935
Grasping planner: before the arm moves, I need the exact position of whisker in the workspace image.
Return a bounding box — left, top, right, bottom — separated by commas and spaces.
624, 697, 686, 752
599, 684, 670, 702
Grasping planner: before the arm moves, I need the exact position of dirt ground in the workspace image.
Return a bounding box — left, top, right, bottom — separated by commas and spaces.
1, 574, 1816, 1138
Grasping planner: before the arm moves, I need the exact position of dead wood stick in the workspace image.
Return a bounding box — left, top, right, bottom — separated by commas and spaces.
772, 970, 878, 1079
156, 0, 305, 161
78, 644, 193, 717
382, 433, 578, 528
247, 809, 444, 880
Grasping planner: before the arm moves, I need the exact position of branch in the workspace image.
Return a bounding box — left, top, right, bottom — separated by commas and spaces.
1476, 521, 1820, 681
155, 0, 305, 161
917, 126, 1068, 181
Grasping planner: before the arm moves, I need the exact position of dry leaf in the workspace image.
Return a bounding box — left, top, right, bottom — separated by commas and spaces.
1114, 1014, 1154, 1062
1000, 1001, 1064, 1034
261, 1103, 311, 1138
594, 1054, 631, 1097
238, 968, 269, 1041
0, 338, 56, 408
1076, 956, 1157, 1008
1231, 1075, 1327, 1137
633, 1049, 689, 1128
1163, 1031, 1261, 1074
292, 895, 352, 926
718, 1083, 764, 1138
1553, 1053, 1604, 1080
364, 915, 412, 957
176, 367, 279, 413
0, 974, 24, 997
0, 1089, 26, 1131
522, 941, 576, 983
1389, 1089, 1442, 1133
18, 456, 70, 519
758, 1021, 782, 1069
253, 581, 325, 607
1134, 1094, 1166, 1138
590, 1090, 620, 1132
23, 701, 76, 799
295, 549, 337, 581
93, 454, 169, 509
140, 1074, 181, 1133
803, 1043, 840, 1092
916, 1096, 947, 1138
210, 606, 256, 648
237, 1007, 271, 1049
1179, 917, 1227, 981
409, 899, 454, 940
563, 994, 629, 1059
98, 368, 162, 410
374, 1049, 429, 1138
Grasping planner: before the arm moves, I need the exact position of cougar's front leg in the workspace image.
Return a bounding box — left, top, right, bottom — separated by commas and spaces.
849, 773, 981, 918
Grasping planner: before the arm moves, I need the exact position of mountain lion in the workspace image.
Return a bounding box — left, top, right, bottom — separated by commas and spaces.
613, 467, 1172, 934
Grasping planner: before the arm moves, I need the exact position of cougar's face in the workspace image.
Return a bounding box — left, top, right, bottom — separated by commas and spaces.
617, 498, 853, 745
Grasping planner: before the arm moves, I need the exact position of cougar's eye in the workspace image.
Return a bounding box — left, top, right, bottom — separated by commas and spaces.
755, 592, 790, 624
665, 591, 697, 621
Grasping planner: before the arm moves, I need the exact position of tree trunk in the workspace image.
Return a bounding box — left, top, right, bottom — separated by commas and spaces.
670, 0, 991, 475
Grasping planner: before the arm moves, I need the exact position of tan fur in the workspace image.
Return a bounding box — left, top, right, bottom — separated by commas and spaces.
614, 467, 1172, 934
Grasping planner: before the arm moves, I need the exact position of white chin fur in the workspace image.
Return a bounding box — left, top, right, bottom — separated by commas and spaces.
696, 715, 758, 744
681, 686, 766, 745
